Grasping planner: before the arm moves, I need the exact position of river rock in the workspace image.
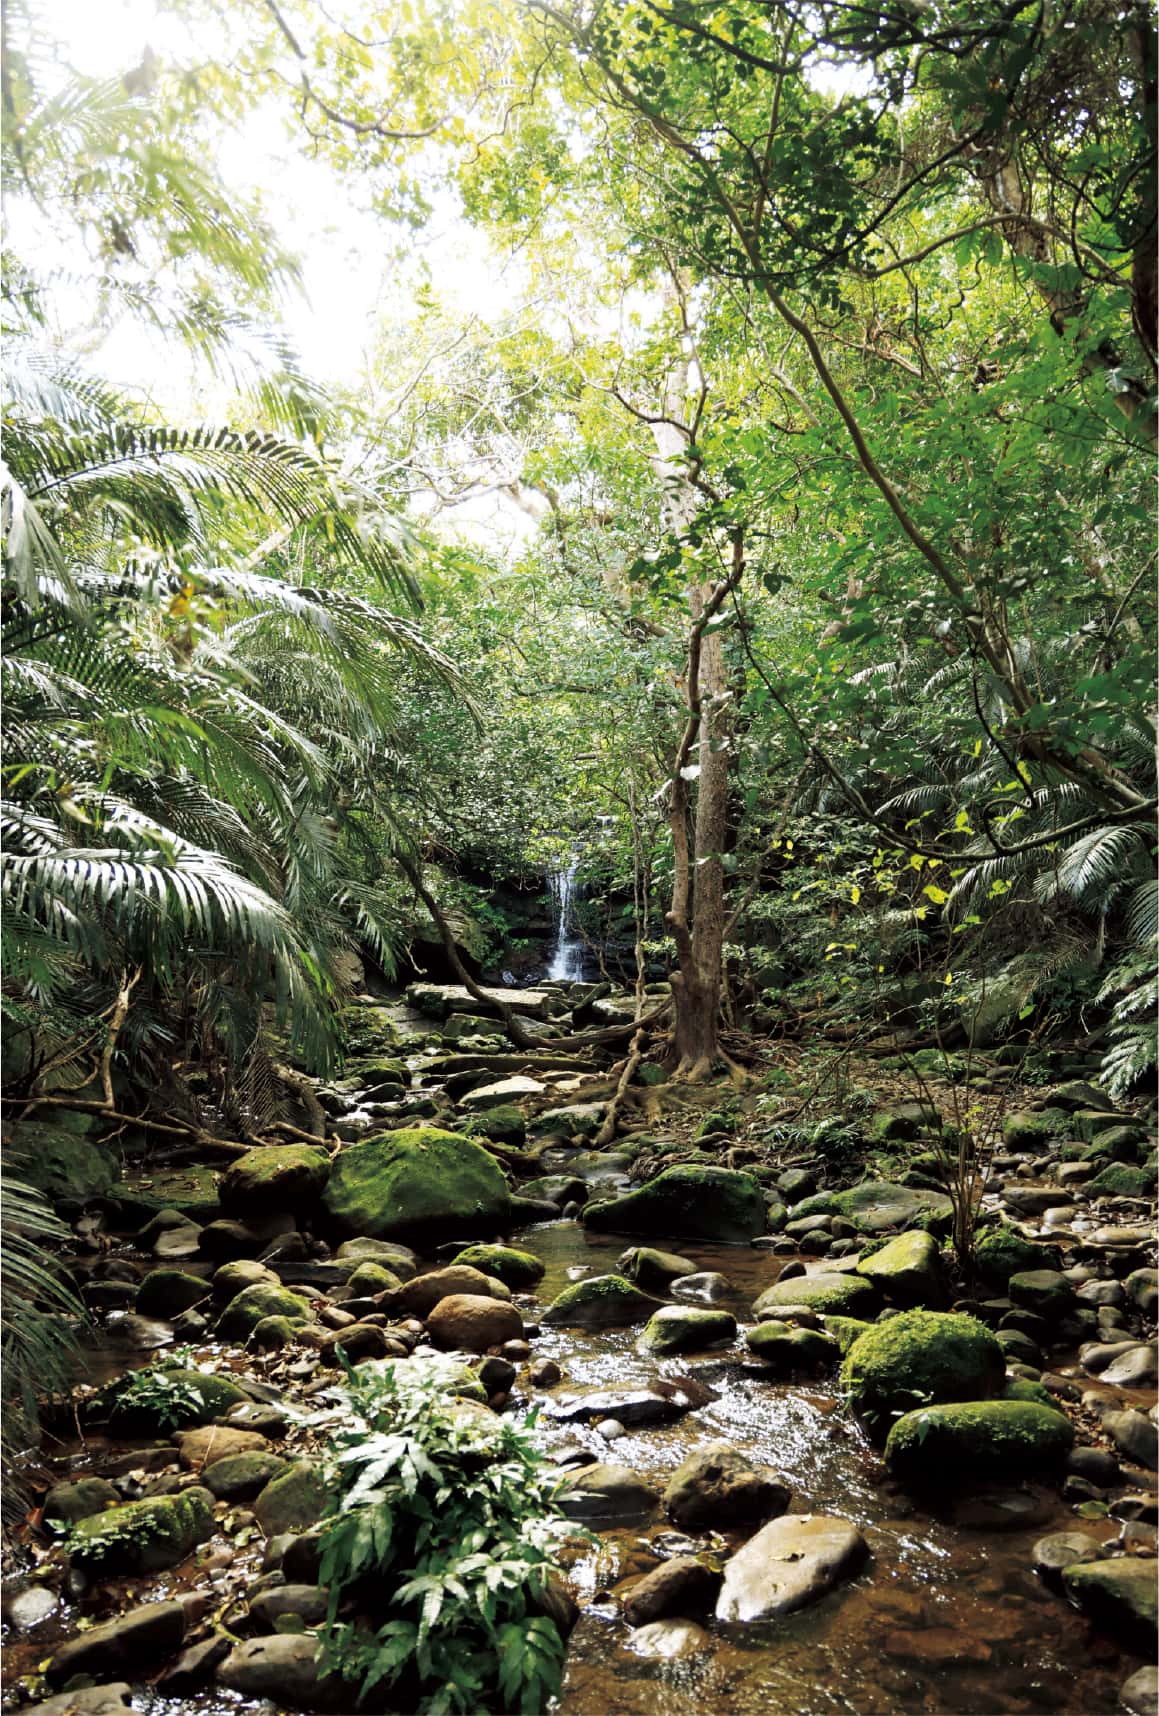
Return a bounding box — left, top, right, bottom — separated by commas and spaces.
1062, 1557, 1158, 1652
135, 1268, 210, 1318
323, 1127, 511, 1244
449, 1243, 545, 1287
622, 1556, 721, 1625
217, 1281, 314, 1339
885, 1400, 1073, 1484
754, 1272, 877, 1318
855, 1230, 945, 1307
1125, 1268, 1159, 1316
90, 1367, 251, 1434
177, 1425, 271, 1469
26, 1688, 134, 1716
219, 1145, 329, 1215
639, 1306, 737, 1355
549, 1389, 686, 1428
1008, 1269, 1076, 1320
217, 1634, 343, 1710
626, 1618, 713, 1658
671, 1270, 732, 1303
43, 1476, 120, 1525
583, 1166, 766, 1243
46, 1599, 185, 1685
1102, 1345, 1159, 1388
203, 1451, 289, 1501
1032, 1530, 1103, 1590
335, 1237, 418, 1276
1120, 1665, 1159, 1715
841, 1310, 1006, 1433
426, 1293, 524, 1352
542, 1274, 663, 1328
663, 1444, 789, 1531
399, 1264, 511, 1317
792, 1181, 953, 1236
248, 1584, 329, 1629
460, 1075, 546, 1110
405, 982, 553, 1020
253, 1462, 333, 1535
619, 1245, 700, 1291
745, 1320, 838, 1371
558, 1462, 659, 1525
715, 1514, 869, 1621
152, 1221, 202, 1260
1101, 1410, 1159, 1471
67, 1488, 214, 1575
529, 1102, 607, 1139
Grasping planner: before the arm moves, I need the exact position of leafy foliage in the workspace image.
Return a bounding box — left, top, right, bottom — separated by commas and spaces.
310, 1357, 572, 1715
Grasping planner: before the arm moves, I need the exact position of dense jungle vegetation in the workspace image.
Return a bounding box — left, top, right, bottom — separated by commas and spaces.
0, 1, 1156, 1709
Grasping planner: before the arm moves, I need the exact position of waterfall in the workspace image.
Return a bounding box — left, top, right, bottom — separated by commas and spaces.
546, 858, 586, 982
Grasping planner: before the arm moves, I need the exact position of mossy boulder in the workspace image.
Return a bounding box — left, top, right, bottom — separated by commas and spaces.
253, 1461, 334, 1536
974, 1224, 1042, 1287
841, 1310, 1005, 1434
218, 1145, 330, 1215
822, 1315, 876, 1357
1003, 1377, 1062, 1411
790, 1181, 953, 1236
638, 1306, 737, 1355
745, 1321, 839, 1371
464, 1105, 527, 1146
619, 1246, 699, 1291
753, 1272, 877, 1319
68, 1488, 214, 1574
135, 1269, 209, 1318
1007, 1269, 1075, 1322
1085, 1162, 1154, 1198
886, 1399, 1074, 1484
541, 1274, 663, 1329
202, 1451, 289, 1501
12, 1123, 118, 1208
583, 1166, 765, 1243
91, 1368, 251, 1434
217, 1282, 314, 1340
854, 1230, 945, 1307
322, 1128, 511, 1244
1062, 1558, 1158, 1653
343, 1261, 404, 1296
449, 1244, 545, 1288
1002, 1109, 1070, 1150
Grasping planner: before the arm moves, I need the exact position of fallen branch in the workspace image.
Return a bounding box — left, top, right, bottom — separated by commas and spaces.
0, 1095, 252, 1156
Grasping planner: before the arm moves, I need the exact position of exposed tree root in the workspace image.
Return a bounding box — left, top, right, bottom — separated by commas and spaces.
593, 1024, 647, 1146
1, 1095, 252, 1156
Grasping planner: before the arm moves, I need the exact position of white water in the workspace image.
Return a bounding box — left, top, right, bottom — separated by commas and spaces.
546, 858, 586, 982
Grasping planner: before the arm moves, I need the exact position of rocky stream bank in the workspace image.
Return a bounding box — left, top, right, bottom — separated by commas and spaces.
3, 978, 1157, 1716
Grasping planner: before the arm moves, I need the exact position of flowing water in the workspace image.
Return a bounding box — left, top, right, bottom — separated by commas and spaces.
547, 860, 588, 983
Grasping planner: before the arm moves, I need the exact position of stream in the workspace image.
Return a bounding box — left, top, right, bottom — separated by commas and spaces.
3, 984, 1156, 1716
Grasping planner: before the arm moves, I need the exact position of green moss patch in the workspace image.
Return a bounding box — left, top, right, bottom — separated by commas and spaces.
841, 1310, 1005, 1436
323, 1127, 511, 1244
886, 1399, 1074, 1484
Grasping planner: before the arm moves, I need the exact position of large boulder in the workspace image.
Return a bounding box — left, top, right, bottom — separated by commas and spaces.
426, 1294, 524, 1352
45, 1602, 185, 1687
662, 1444, 789, 1532
217, 1636, 344, 1711
885, 1400, 1073, 1484
638, 1306, 737, 1356
67, 1489, 214, 1575
218, 1145, 329, 1215
8, 1121, 118, 1208
135, 1269, 210, 1318
753, 1272, 877, 1319
541, 1274, 663, 1329
322, 1128, 511, 1244
583, 1166, 765, 1243
715, 1514, 869, 1621
841, 1310, 1006, 1435
855, 1231, 945, 1307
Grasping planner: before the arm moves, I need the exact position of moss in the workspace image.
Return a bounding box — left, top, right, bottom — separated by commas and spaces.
1002, 1109, 1071, 1149
449, 1244, 545, 1288
248, 1314, 302, 1351
638, 1306, 737, 1355
322, 1127, 511, 1244
216, 1282, 314, 1340
134, 1269, 210, 1317
793, 1181, 953, 1236
1085, 1161, 1154, 1198
1002, 1376, 1063, 1411
218, 1144, 330, 1214
745, 1321, 839, 1370
1062, 1559, 1158, 1653
343, 1261, 404, 1296
11, 1123, 118, 1207
854, 1230, 944, 1306
618, 1246, 698, 1291
841, 1310, 1006, 1436
69, 1488, 214, 1574
583, 1165, 765, 1243
974, 1224, 1043, 1287
822, 1315, 876, 1357
541, 1273, 661, 1329
753, 1272, 878, 1318
886, 1399, 1074, 1484
462, 1104, 526, 1145
252, 1462, 334, 1536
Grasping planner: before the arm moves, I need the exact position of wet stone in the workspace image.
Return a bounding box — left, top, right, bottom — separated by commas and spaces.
1032, 1530, 1103, 1589
715, 1513, 869, 1622
626, 1618, 713, 1659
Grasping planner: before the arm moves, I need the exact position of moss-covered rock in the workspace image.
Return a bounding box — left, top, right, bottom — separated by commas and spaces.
216, 1282, 314, 1340
1007, 1269, 1075, 1321
583, 1166, 765, 1243
790, 1181, 953, 1236
322, 1127, 511, 1244
822, 1315, 876, 1357
1062, 1558, 1158, 1653
841, 1310, 1005, 1434
248, 1314, 304, 1351
745, 1321, 839, 1370
541, 1274, 663, 1329
449, 1244, 545, 1288
463, 1104, 526, 1146
1085, 1162, 1154, 1198
638, 1306, 737, 1355
253, 1462, 334, 1536
68, 1488, 214, 1574
202, 1451, 289, 1501
343, 1261, 404, 1296
619, 1246, 699, 1291
1002, 1109, 1071, 1150
11, 1123, 118, 1207
1003, 1377, 1062, 1411
974, 1223, 1043, 1287
885, 1399, 1074, 1484
854, 1230, 945, 1307
218, 1145, 330, 1215
135, 1269, 209, 1318
753, 1272, 877, 1319
89, 1368, 251, 1434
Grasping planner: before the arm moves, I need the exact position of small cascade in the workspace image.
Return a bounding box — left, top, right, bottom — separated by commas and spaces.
546, 857, 587, 982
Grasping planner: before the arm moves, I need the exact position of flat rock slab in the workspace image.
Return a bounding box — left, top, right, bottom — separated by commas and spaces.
406, 984, 553, 1020
715, 1513, 869, 1621
548, 1389, 687, 1427
460, 1076, 546, 1110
